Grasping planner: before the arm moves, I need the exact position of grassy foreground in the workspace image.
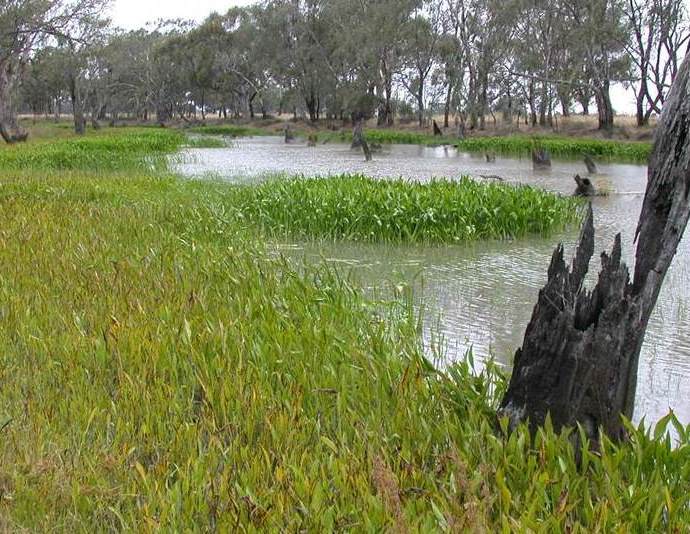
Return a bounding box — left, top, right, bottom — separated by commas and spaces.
230, 175, 581, 243
0, 129, 688, 530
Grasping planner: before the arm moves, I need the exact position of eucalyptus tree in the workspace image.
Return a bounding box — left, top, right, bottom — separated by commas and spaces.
0, 0, 109, 142
562, 0, 629, 130
399, 3, 441, 127
623, 0, 690, 126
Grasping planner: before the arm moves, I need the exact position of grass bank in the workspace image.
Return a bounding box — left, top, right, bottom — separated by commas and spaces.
229, 175, 581, 243
0, 129, 686, 530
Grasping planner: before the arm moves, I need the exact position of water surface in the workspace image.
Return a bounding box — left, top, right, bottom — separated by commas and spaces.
177, 136, 690, 425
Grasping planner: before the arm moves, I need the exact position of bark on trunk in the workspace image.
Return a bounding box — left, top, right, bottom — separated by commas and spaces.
595, 83, 614, 131
0, 64, 28, 143
499, 53, 690, 443
71, 78, 86, 136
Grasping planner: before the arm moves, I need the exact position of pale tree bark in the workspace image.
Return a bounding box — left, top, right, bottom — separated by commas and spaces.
499, 52, 690, 443
0, 61, 28, 143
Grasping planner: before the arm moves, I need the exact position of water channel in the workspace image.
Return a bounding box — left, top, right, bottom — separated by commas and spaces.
176, 136, 690, 425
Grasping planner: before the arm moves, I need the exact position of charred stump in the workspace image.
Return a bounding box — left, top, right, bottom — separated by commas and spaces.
584, 154, 598, 174
532, 147, 551, 169
433, 120, 443, 136
284, 125, 295, 144
499, 53, 690, 443
573, 175, 597, 197
352, 119, 372, 161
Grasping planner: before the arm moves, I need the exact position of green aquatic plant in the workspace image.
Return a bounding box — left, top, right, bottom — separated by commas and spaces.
229, 174, 582, 243
456, 136, 651, 164
0, 129, 184, 172
0, 172, 687, 531
184, 135, 227, 148
188, 125, 268, 137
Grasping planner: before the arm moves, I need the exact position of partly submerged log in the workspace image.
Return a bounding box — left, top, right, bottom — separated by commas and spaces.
433, 120, 443, 136
584, 153, 598, 174
532, 147, 551, 169
352, 119, 372, 161
284, 125, 295, 143
573, 174, 597, 197
498, 53, 690, 443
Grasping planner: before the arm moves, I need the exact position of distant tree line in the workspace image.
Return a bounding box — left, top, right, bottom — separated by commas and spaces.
2, 0, 689, 142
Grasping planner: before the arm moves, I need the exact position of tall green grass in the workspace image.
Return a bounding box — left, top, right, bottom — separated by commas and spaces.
0, 172, 688, 530
0, 129, 184, 172
188, 125, 268, 137
457, 135, 651, 163
229, 174, 582, 243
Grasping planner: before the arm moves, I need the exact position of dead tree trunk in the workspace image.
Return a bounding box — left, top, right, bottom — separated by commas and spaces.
433, 120, 443, 136
532, 147, 551, 169
352, 118, 372, 161
498, 53, 690, 442
584, 154, 597, 174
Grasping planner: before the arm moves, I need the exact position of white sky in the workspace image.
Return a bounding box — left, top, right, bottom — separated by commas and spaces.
108, 0, 639, 113
109, 0, 256, 30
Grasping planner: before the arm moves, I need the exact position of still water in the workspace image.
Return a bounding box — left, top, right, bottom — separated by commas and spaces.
177, 136, 690, 425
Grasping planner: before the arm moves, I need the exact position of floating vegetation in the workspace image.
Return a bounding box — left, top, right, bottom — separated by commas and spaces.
188, 125, 267, 137
0, 129, 184, 172
457, 136, 651, 164
184, 135, 227, 148
229, 174, 582, 243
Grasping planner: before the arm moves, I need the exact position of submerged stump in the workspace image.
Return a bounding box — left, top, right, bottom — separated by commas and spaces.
584, 154, 598, 174
499, 53, 690, 443
573, 175, 597, 197
532, 147, 551, 169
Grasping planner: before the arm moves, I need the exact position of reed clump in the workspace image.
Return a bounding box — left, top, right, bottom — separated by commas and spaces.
457, 136, 651, 163
229, 174, 582, 243
0, 129, 184, 172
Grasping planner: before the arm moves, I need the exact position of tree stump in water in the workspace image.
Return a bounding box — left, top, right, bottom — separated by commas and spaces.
352, 119, 372, 161
499, 53, 690, 443
284, 125, 295, 143
485, 152, 496, 163
532, 147, 551, 169
433, 120, 443, 136
573, 175, 597, 197
584, 154, 598, 174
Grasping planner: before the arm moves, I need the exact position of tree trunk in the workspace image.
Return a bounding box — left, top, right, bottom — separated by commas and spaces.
0, 63, 28, 143
444, 81, 453, 129
499, 53, 690, 443
70, 77, 86, 136
595, 82, 614, 131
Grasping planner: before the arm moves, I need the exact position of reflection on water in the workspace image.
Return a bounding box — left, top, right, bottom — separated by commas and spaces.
176, 136, 690, 425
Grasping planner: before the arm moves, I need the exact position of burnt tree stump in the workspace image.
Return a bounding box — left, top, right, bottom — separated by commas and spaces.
573, 175, 597, 197
499, 53, 690, 442
584, 154, 598, 174
532, 147, 551, 169
284, 125, 295, 143
352, 119, 372, 161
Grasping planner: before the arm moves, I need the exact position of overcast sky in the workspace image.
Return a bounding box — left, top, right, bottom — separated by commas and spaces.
109, 0, 639, 113
109, 0, 256, 30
